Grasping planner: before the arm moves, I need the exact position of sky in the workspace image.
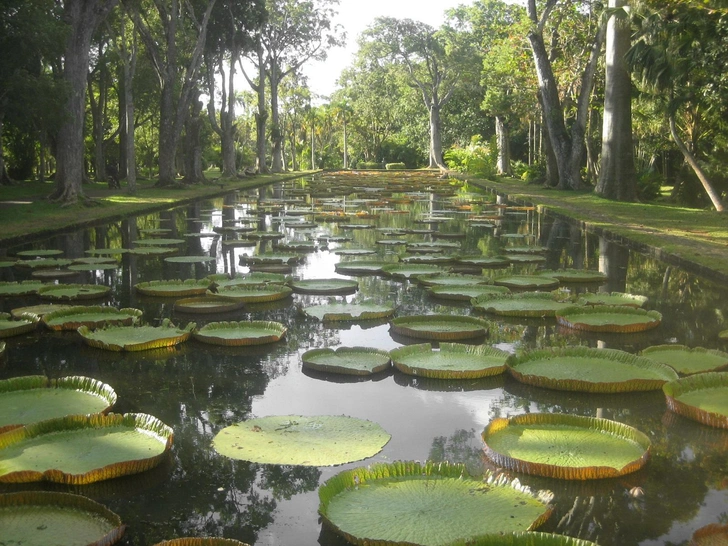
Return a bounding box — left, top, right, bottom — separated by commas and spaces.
301, 0, 475, 98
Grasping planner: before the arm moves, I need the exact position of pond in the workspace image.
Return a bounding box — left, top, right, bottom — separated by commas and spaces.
0, 171, 726, 546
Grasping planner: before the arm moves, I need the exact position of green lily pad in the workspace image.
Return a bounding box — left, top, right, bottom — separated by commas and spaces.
37, 284, 111, 301
720, 329, 728, 340
127, 246, 179, 256
10, 304, 73, 319
15, 249, 64, 258
507, 254, 547, 264
134, 238, 186, 246
174, 297, 245, 314
381, 264, 447, 280
214, 285, 293, 303
390, 343, 509, 379
164, 255, 216, 264
14, 258, 73, 269
472, 292, 573, 317
338, 225, 374, 230
482, 413, 651, 480
42, 306, 143, 331
0, 413, 172, 484
85, 248, 128, 256
246, 231, 285, 240
78, 320, 195, 352
0, 281, 46, 296
275, 241, 318, 252
301, 347, 392, 375
68, 262, 119, 271
407, 241, 462, 251
317, 235, 351, 243
428, 284, 510, 301
213, 415, 390, 466
289, 278, 359, 295
538, 269, 607, 283
400, 254, 456, 265
334, 261, 394, 275
193, 321, 286, 346
577, 292, 648, 308
494, 275, 560, 290
0, 313, 39, 338
390, 315, 489, 341
0, 261, 16, 268
240, 253, 303, 265
507, 347, 678, 392
641, 345, 728, 375
504, 246, 548, 254
135, 279, 212, 297
31, 269, 78, 280
153, 539, 250, 546
0, 491, 125, 546
208, 272, 287, 289
456, 255, 511, 268
139, 228, 172, 235
334, 248, 377, 256
301, 302, 395, 322
418, 273, 494, 287
689, 524, 728, 546
457, 532, 597, 546
0, 376, 117, 433
376, 239, 408, 246
556, 305, 662, 333
663, 372, 728, 429
319, 461, 554, 546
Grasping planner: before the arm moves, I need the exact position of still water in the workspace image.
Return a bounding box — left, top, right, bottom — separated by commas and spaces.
0, 172, 726, 546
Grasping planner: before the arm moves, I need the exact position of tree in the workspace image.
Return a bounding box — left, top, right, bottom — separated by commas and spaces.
596, 0, 637, 201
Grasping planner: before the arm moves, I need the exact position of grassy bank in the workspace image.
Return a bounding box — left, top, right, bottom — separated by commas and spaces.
466, 176, 728, 281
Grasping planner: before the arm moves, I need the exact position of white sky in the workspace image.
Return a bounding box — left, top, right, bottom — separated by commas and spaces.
302, 0, 475, 98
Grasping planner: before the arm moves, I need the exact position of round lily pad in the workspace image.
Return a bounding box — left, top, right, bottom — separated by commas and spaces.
391, 343, 509, 379
0, 261, 16, 268
15, 258, 72, 269
720, 329, 728, 340
690, 523, 728, 546
85, 248, 128, 256
31, 269, 79, 280
482, 413, 651, 480
134, 238, 186, 246
472, 292, 573, 317
334, 261, 396, 275
459, 532, 597, 546
0, 491, 125, 546
301, 302, 395, 322
319, 461, 554, 546
663, 372, 728, 429
334, 248, 377, 256
556, 305, 662, 333
221, 238, 257, 248
275, 241, 318, 252
174, 296, 245, 314
78, 320, 195, 352
301, 347, 392, 375
0, 412, 173, 484
208, 272, 287, 289
213, 415, 390, 466
16, 249, 64, 258
381, 264, 447, 281
0, 376, 117, 433
240, 253, 303, 265
246, 231, 285, 240
577, 292, 648, 308
0, 281, 45, 296
418, 273, 494, 287
504, 246, 548, 254
507, 347, 678, 393
37, 284, 111, 301
164, 255, 216, 264
289, 278, 359, 295
640, 345, 728, 375
390, 314, 489, 341
135, 279, 212, 297
400, 254, 455, 264
338, 225, 374, 230
139, 228, 172, 235
538, 269, 607, 283
193, 321, 286, 346
68, 262, 119, 271
428, 284, 510, 301
507, 254, 547, 264
215, 285, 293, 303
456, 255, 511, 268
153, 539, 250, 546
494, 275, 560, 290
10, 304, 73, 319
128, 246, 179, 256
0, 313, 39, 338
42, 306, 143, 331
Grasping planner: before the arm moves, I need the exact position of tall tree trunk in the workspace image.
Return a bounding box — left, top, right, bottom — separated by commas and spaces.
596, 1, 636, 201
269, 63, 283, 172
428, 103, 445, 169
246, 45, 269, 174
343, 114, 348, 169
183, 93, 205, 184
157, 80, 178, 185
495, 115, 511, 175
0, 110, 14, 185
89, 44, 108, 182
118, 68, 127, 180
206, 53, 237, 178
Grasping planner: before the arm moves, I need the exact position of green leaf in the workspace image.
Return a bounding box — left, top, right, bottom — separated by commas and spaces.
449, 531, 597, 546
152, 539, 250, 546
213, 415, 390, 466
493, 276, 560, 289
302, 347, 392, 375
288, 278, 359, 295
391, 343, 508, 379
472, 292, 573, 317
214, 285, 293, 303
641, 345, 728, 375
418, 273, 495, 287
381, 264, 447, 280
193, 321, 286, 346
173, 297, 245, 314
335, 261, 395, 275
0, 281, 46, 296
133, 238, 186, 246
37, 284, 111, 301
78, 321, 195, 352
390, 315, 489, 341
135, 279, 213, 297
537, 270, 607, 283
556, 305, 662, 333
15, 249, 64, 257
456, 255, 511, 267
0, 314, 39, 338
164, 255, 216, 264
663, 372, 728, 429
42, 306, 143, 331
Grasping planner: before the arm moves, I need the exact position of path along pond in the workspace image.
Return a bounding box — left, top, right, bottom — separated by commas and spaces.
0, 171, 727, 546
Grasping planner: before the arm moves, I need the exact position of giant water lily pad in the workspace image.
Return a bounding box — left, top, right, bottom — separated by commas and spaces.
334, 261, 395, 275
208, 272, 287, 289
472, 292, 573, 317
215, 285, 293, 303
460, 532, 597, 546
0, 376, 117, 433
689, 523, 728, 546
577, 292, 648, 308
0, 312, 39, 338
400, 254, 455, 265
289, 278, 359, 295
301, 347, 391, 375
318, 461, 554, 546
0, 280, 45, 296
16, 249, 64, 258
720, 330, 728, 340
240, 253, 303, 265
134, 238, 185, 246
381, 263, 447, 280
417, 273, 493, 287
68, 262, 119, 271
390, 315, 489, 341
10, 304, 73, 319
455, 255, 511, 268
135, 279, 212, 297
15, 258, 73, 269
164, 255, 216, 264
78, 320, 195, 352
127, 246, 178, 256
0, 491, 125, 546
42, 306, 142, 331
663, 372, 728, 429
174, 297, 245, 314
301, 302, 395, 322
0, 413, 172, 484
538, 269, 607, 283
193, 321, 286, 346
390, 343, 509, 379
153, 539, 250, 546
494, 275, 560, 290
482, 413, 651, 480
31, 269, 78, 280
556, 305, 662, 333
213, 415, 390, 466
38, 284, 111, 301
507, 347, 678, 393
334, 248, 377, 256
641, 345, 728, 375
428, 284, 510, 301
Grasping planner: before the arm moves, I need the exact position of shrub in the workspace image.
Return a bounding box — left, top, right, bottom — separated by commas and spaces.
444, 137, 496, 179
385, 162, 406, 170
358, 161, 383, 170
636, 170, 663, 201
513, 161, 546, 184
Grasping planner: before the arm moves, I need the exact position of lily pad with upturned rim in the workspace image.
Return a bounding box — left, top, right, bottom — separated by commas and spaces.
10, 304, 73, 319
164, 255, 216, 264
42, 306, 143, 331
174, 296, 245, 314
381, 263, 447, 281
14, 258, 73, 269
289, 278, 359, 295
207, 272, 287, 289
68, 262, 120, 271
31, 269, 79, 280
390, 343, 509, 379
0, 491, 126, 546
482, 413, 651, 480
193, 321, 286, 346
0, 312, 39, 338
301, 302, 395, 322
301, 347, 391, 375
417, 273, 494, 288
133, 238, 186, 246
78, 320, 195, 352
494, 275, 560, 290
556, 305, 662, 333
213, 415, 390, 466
455, 255, 511, 268
663, 372, 728, 429
0, 375, 117, 433
334, 248, 377, 256
15, 249, 64, 258
334, 261, 394, 275
456, 532, 597, 546
472, 292, 573, 317
240, 253, 303, 265
318, 461, 554, 546
537, 269, 607, 283
214, 285, 293, 303
390, 314, 489, 341
428, 284, 510, 302
127, 246, 179, 256
38, 284, 111, 301
507, 347, 678, 393
135, 279, 212, 297
577, 292, 648, 308
0, 280, 46, 296
720, 330, 728, 340
153, 539, 250, 546
640, 345, 728, 375
0, 412, 173, 484
689, 523, 728, 546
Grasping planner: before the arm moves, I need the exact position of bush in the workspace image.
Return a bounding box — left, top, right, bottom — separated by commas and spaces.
358, 161, 383, 170
513, 161, 546, 184
444, 137, 496, 179
385, 162, 406, 170
636, 170, 663, 201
